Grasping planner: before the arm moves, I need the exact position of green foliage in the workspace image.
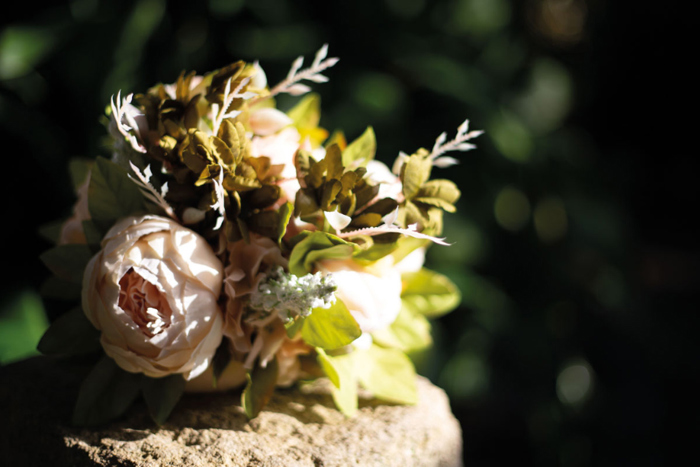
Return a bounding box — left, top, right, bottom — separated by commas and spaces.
37, 307, 100, 357
73, 356, 141, 426
301, 299, 361, 350
288, 231, 355, 276
0, 291, 48, 365
88, 157, 145, 232
142, 374, 186, 425
342, 126, 376, 168
241, 358, 279, 419
318, 350, 358, 416
371, 305, 432, 353
401, 268, 461, 318
40, 244, 93, 284
357, 345, 417, 405
40, 276, 82, 301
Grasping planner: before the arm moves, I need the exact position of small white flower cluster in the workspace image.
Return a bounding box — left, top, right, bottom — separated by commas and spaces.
249, 266, 337, 321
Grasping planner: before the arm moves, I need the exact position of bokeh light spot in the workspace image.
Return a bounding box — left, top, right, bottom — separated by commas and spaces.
556, 359, 593, 406
440, 352, 489, 402
353, 73, 404, 117
489, 111, 533, 162
494, 186, 531, 232
534, 196, 568, 242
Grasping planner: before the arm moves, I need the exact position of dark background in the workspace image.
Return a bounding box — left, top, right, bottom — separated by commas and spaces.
1, 1, 697, 465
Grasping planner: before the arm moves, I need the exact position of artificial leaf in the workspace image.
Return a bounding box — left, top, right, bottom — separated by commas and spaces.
88, 157, 145, 231
212, 342, 233, 388
142, 374, 186, 425
416, 179, 461, 205
319, 350, 358, 416
401, 152, 432, 200
37, 220, 63, 244
412, 196, 457, 213
371, 305, 432, 353
82, 220, 103, 249
342, 126, 376, 168
357, 345, 418, 405
353, 241, 398, 262
73, 356, 141, 426
288, 231, 355, 276
287, 93, 321, 130
391, 237, 430, 264
301, 299, 361, 350
401, 268, 461, 318
315, 348, 340, 388
68, 158, 92, 190
40, 276, 82, 301
40, 244, 93, 284
304, 244, 354, 272
37, 307, 100, 356
242, 358, 279, 419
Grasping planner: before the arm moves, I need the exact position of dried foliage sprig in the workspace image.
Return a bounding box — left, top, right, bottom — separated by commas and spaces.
128, 162, 178, 221
429, 119, 484, 167
253, 44, 339, 103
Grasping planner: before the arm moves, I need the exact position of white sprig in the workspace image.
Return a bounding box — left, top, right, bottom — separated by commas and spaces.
128, 162, 178, 221
211, 76, 256, 136
259, 44, 338, 101
428, 119, 484, 167
111, 91, 147, 154
210, 165, 227, 231
336, 222, 450, 246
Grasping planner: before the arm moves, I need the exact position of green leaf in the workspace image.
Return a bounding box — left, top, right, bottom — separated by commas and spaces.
88, 157, 145, 231
301, 299, 361, 351
315, 348, 340, 388
275, 202, 293, 245
142, 374, 186, 425
401, 152, 432, 200
40, 276, 82, 301
37, 220, 63, 244
73, 356, 141, 426
242, 358, 279, 419
285, 316, 305, 338
304, 243, 355, 271
401, 268, 461, 318
40, 244, 93, 284
371, 306, 432, 353
342, 126, 376, 168
82, 220, 103, 249
37, 307, 100, 356
319, 350, 358, 416
357, 345, 417, 405
416, 179, 461, 205
212, 342, 233, 388
287, 93, 321, 129
288, 231, 356, 276
412, 196, 457, 213
68, 158, 92, 190
353, 241, 398, 262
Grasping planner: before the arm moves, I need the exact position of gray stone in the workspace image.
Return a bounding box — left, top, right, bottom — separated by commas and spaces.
0, 357, 462, 466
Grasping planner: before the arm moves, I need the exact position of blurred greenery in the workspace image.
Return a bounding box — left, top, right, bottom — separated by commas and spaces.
1, 1, 696, 465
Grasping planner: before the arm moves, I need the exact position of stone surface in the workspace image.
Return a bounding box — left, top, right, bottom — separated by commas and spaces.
0, 357, 462, 466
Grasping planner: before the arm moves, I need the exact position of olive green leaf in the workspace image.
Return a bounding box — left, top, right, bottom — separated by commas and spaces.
287, 93, 321, 129
37, 307, 100, 357
288, 231, 356, 276
40, 276, 82, 301
318, 350, 358, 416
275, 202, 293, 245
88, 157, 145, 231
68, 158, 92, 190
315, 347, 340, 388
142, 374, 186, 426
401, 268, 461, 318
357, 345, 418, 405
37, 220, 63, 244
301, 299, 361, 351
73, 356, 142, 426
401, 150, 433, 200
371, 305, 432, 353
242, 358, 279, 419
342, 126, 376, 168
40, 244, 93, 284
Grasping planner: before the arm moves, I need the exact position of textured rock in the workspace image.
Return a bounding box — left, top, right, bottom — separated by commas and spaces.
0, 357, 462, 466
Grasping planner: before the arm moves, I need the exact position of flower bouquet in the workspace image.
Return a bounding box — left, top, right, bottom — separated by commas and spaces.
38, 45, 481, 426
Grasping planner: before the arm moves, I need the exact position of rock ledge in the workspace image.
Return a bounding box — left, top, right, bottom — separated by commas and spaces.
0, 357, 462, 466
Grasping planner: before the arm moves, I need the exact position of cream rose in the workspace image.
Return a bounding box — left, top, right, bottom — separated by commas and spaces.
82, 215, 224, 379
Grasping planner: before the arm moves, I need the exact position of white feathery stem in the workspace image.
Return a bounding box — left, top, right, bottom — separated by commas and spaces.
128, 162, 178, 221
428, 118, 484, 164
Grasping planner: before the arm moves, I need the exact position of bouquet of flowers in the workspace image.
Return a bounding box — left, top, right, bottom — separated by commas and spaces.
38, 45, 482, 426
